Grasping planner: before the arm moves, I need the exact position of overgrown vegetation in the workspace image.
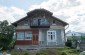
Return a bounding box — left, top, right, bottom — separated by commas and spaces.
10, 50, 29, 55
36, 52, 47, 55
36, 48, 61, 55
57, 47, 79, 55
0, 20, 15, 50
65, 39, 72, 47
24, 52, 29, 55
61, 52, 67, 55
35, 47, 79, 55
0, 47, 79, 55
66, 34, 85, 48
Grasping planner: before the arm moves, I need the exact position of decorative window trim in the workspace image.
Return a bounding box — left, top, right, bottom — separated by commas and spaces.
47, 30, 56, 42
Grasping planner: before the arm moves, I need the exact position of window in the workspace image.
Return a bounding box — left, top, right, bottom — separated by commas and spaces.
24, 20, 28, 25
38, 19, 41, 25
47, 30, 56, 42
32, 18, 49, 26
25, 32, 32, 40
40, 19, 48, 25
17, 32, 24, 40
32, 19, 38, 25
53, 20, 55, 23
52, 20, 56, 25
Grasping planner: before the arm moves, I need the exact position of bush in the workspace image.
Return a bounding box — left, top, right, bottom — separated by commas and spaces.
36, 52, 47, 55
24, 53, 29, 55
61, 52, 67, 55
65, 39, 72, 47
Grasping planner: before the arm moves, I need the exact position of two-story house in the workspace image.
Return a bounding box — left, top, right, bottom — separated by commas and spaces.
12, 9, 68, 49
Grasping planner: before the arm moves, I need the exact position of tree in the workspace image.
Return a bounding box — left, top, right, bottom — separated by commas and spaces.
0, 20, 15, 50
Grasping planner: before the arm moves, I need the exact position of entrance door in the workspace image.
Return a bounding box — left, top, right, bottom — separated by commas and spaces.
32, 34, 38, 45
47, 30, 56, 45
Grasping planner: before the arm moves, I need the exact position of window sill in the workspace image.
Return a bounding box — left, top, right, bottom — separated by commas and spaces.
17, 39, 24, 40
25, 39, 32, 40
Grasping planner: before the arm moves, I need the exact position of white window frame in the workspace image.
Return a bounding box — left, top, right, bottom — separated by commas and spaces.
17, 32, 24, 40
47, 30, 56, 44
25, 31, 32, 40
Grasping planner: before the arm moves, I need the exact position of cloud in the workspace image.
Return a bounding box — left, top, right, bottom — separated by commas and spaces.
0, 0, 85, 32
29, 0, 85, 32
29, 0, 80, 11
0, 6, 26, 23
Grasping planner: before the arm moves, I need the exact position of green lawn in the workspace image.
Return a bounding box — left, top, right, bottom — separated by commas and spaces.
0, 47, 80, 55
36, 47, 80, 55
57, 47, 79, 55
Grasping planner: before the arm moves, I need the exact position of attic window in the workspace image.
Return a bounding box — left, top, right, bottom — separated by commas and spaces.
52, 20, 56, 25
24, 20, 29, 25
53, 20, 55, 23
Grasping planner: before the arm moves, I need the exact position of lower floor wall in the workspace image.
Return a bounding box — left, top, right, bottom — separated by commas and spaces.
15, 28, 65, 48
38, 29, 65, 46
16, 40, 32, 45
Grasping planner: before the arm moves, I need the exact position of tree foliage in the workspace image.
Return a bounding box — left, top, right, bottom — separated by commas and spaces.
0, 20, 15, 50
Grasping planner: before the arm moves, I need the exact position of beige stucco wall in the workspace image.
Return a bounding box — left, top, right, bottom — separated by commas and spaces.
16, 25, 64, 30
16, 25, 30, 29
50, 25, 64, 29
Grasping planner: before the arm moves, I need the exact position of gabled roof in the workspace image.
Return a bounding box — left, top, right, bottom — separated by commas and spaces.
12, 16, 28, 26
12, 8, 68, 26
27, 9, 53, 16
51, 16, 68, 26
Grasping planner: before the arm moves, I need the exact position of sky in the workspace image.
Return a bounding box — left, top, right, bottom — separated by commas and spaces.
0, 0, 85, 33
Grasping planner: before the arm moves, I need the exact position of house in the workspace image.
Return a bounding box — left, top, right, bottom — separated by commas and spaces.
12, 9, 68, 49
66, 31, 85, 38
66, 31, 85, 51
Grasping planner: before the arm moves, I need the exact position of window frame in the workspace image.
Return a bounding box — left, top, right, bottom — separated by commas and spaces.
25, 31, 32, 40
17, 32, 24, 40
47, 30, 56, 42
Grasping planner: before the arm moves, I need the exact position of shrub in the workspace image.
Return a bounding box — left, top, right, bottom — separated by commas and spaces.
24, 53, 29, 55
36, 52, 47, 55
61, 52, 67, 55
65, 39, 72, 47
12, 54, 17, 55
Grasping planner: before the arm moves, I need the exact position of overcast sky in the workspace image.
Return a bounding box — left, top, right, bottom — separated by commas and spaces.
0, 0, 85, 33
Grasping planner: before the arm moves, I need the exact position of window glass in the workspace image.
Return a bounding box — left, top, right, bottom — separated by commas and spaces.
52, 32, 55, 35
25, 32, 32, 40
32, 19, 38, 25
32, 18, 49, 25
24, 20, 29, 25
53, 20, 55, 23
40, 19, 48, 25
17, 32, 24, 40
47, 31, 56, 41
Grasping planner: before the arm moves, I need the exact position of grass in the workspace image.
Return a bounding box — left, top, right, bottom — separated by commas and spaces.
37, 48, 61, 55
0, 50, 29, 55
36, 47, 80, 55
10, 50, 29, 55
0, 47, 80, 55
57, 47, 79, 55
